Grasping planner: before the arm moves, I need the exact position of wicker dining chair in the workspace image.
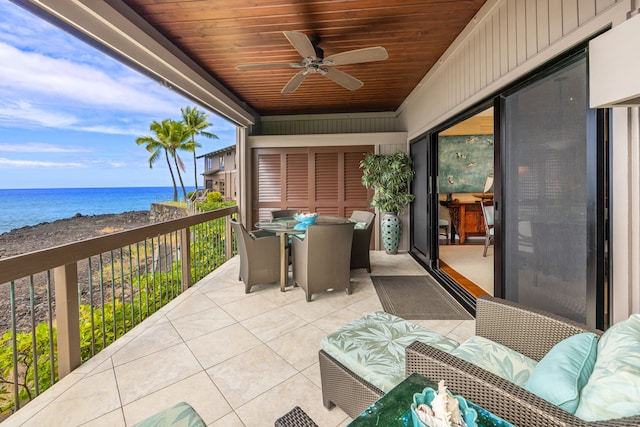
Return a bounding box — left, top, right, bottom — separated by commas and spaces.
349, 210, 376, 272
229, 219, 280, 293
291, 222, 355, 302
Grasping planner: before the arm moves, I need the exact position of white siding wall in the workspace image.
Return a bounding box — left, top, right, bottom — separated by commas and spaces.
611, 107, 640, 322
399, 0, 623, 140
398, 0, 638, 320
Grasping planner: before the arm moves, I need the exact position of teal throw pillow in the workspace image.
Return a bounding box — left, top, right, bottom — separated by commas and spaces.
524, 332, 598, 414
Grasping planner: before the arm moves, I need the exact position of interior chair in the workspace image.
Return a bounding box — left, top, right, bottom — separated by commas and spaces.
271, 209, 300, 219
349, 210, 376, 272
291, 222, 355, 302
438, 204, 451, 245
229, 218, 280, 293
480, 200, 494, 257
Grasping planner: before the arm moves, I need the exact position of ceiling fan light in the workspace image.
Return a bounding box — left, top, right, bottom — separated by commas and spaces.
239, 30, 388, 93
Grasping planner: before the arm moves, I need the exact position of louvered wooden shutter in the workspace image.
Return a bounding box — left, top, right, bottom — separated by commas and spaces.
286, 153, 308, 205
314, 152, 339, 215
252, 146, 373, 222
254, 152, 281, 222
344, 151, 370, 217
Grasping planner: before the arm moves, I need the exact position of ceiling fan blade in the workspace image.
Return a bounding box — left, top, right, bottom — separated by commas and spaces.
283, 31, 317, 59
236, 63, 298, 71
281, 70, 308, 94
323, 68, 363, 91
324, 46, 388, 66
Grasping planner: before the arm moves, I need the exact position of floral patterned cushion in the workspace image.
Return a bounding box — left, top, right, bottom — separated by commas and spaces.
574, 314, 640, 421
451, 335, 538, 387
132, 402, 206, 427
321, 311, 460, 392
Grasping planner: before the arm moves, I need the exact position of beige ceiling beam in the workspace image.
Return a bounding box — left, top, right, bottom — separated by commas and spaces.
18, 0, 257, 126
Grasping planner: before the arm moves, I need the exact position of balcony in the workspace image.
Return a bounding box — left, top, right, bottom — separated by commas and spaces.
2, 252, 474, 426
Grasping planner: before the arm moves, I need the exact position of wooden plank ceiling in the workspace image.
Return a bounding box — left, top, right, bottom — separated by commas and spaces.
122, 0, 486, 116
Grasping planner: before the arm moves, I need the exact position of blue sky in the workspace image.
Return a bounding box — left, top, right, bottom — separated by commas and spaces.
0, 2, 236, 189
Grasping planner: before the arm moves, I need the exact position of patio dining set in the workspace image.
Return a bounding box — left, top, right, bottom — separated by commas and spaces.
230, 210, 376, 302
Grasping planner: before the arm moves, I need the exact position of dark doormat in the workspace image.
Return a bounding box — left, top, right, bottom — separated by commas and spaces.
371, 275, 473, 320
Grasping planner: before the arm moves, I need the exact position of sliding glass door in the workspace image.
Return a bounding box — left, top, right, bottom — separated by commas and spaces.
500, 50, 605, 327
410, 137, 433, 266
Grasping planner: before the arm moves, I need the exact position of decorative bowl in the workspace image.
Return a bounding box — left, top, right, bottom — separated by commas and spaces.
293, 213, 318, 230
410, 386, 478, 427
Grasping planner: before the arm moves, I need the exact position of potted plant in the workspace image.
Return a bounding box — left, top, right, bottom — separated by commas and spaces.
360, 151, 415, 254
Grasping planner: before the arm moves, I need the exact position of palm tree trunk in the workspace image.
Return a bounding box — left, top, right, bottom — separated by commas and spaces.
192, 135, 199, 192
174, 156, 188, 201
164, 150, 178, 201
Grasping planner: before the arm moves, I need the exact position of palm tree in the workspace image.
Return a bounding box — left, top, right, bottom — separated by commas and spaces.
136, 119, 179, 201
163, 120, 194, 202
180, 106, 218, 192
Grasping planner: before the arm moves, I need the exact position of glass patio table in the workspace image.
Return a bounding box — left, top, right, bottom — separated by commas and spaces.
348, 372, 514, 427
254, 217, 304, 291
255, 216, 351, 291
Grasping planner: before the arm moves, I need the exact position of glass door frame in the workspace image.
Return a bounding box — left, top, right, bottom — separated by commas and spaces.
496, 47, 608, 329
409, 44, 609, 328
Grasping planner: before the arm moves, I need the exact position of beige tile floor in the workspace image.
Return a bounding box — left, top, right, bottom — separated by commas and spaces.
3, 252, 475, 427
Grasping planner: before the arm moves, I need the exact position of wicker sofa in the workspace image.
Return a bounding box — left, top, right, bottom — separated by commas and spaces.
320, 295, 640, 426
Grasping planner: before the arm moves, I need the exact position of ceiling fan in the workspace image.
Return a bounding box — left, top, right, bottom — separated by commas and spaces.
236, 31, 388, 94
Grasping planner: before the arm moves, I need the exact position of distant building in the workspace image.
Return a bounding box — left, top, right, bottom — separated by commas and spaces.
197, 145, 237, 201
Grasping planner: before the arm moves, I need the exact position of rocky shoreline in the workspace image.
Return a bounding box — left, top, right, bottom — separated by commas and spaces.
0, 210, 152, 259
0, 211, 153, 334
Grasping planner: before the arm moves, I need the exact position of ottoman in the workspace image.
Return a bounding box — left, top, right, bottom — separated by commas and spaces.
319, 311, 460, 418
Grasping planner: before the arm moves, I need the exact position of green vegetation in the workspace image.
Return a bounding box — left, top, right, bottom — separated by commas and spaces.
360, 151, 415, 215
194, 192, 236, 212
136, 106, 219, 202
181, 106, 219, 192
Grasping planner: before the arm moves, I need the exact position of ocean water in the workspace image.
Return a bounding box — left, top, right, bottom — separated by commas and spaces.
0, 187, 194, 234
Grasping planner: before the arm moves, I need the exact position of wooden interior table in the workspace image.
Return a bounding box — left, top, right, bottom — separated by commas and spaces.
442, 200, 487, 244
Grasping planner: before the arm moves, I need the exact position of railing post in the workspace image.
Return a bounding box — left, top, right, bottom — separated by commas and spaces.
180, 227, 192, 291
225, 216, 233, 261
54, 263, 80, 378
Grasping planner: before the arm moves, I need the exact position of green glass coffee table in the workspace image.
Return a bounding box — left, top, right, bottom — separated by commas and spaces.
348, 373, 514, 427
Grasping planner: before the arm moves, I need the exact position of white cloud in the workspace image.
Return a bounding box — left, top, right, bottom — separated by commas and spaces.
0, 142, 93, 153
0, 158, 86, 168
0, 100, 78, 127
0, 42, 178, 114
74, 124, 150, 136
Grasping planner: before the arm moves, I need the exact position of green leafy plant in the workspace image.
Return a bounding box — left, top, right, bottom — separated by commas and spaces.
195, 198, 235, 212
360, 151, 415, 214
0, 324, 57, 414
206, 191, 222, 203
